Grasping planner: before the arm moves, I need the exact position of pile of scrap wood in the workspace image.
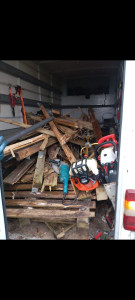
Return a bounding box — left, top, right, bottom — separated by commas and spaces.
1, 104, 106, 239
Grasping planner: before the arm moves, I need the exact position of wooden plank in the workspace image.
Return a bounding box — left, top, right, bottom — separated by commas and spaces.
0, 118, 56, 137
40, 135, 49, 151
3, 158, 36, 185
32, 150, 46, 189
5, 198, 96, 210
15, 137, 57, 161
6, 207, 95, 220
88, 107, 102, 141
41, 162, 58, 192
32, 218, 76, 224
4, 183, 74, 191
45, 222, 75, 239
77, 218, 89, 233
41, 172, 58, 192
4, 183, 33, 190
47, 144, 60, 160
5, 190, 97, 200
96, 185, 108, 201
78, 191, 97, 200
54, 117, 93, 130
4, 190, 77, 199
4, 134, 48, 156
54, 117, 78, 128
52, 109, 61, 116
56, 124, 78, 136
21, 173, 34, 183
40, 104, 76, 164
15, 142, 43, 161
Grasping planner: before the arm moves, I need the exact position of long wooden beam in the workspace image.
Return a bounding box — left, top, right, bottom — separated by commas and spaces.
5, 198, 96, 210
6, 207, 95, 220
40, 104, 76, 164
0, 118, 55, 137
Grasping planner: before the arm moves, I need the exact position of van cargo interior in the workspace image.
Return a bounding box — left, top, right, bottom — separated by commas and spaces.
0, 60, 124, 240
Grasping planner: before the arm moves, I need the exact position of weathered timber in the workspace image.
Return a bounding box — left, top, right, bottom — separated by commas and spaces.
0, 118, 55, 137
52, 109, 61, 116
41, 162, 58, 192
96, 185, 108, 201
3, 158, 36, 185
47, 144, 60, 159
32, 150, 46, 189
41, 172, 58, 192
15, 137, 57, 161
21, 173, 34, 183
88, 107, 102, 141
78, 191, 97, 200
40, 104, 76, 164
4, 134, 47, 157
5, 199, 96, 210
6, 207, 95, 220
45, 222, 75, 239
40, 135, 49, 151
4, 190, 76, 199
4, 183, 33, 190
32, 218, 76, 224
4, 183, 74, 191
56, 124, 78, 136
77, 218, 89, 233
54, 117, 93, 130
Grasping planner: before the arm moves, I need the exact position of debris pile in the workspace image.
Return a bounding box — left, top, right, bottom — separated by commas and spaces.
1, 105, 116, 239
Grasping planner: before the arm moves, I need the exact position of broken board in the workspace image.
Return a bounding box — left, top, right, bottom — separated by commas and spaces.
3, 158, 36, 185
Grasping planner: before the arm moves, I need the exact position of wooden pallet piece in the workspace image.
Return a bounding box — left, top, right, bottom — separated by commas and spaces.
3, 158, 36, 185
44, 222, 75, 239
76, 217, 90, 235
6, 207, 95, 220
5, 198, 96, 210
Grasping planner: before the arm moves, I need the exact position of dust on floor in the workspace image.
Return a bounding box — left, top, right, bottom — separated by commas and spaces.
7, 200, 114, 240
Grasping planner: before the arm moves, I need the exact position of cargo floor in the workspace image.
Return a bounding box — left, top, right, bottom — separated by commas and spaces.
7, 201, 114, 240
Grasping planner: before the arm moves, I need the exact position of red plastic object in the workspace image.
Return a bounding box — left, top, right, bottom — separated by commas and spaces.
93, 232, 103, 240
98, 134, 118, 148
71, 177, 99, 191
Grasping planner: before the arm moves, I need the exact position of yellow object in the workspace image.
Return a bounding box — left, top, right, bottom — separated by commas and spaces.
80, 143, 98, 157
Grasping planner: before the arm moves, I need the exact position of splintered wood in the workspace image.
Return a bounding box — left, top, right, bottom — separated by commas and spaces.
1, 105, 104, 238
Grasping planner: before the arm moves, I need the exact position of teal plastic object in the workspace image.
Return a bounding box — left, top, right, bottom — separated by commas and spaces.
59, 163, 70, 195
0, 137, 7, 161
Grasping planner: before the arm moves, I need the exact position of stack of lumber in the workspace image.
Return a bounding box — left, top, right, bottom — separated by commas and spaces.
1, 105, 104, 238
